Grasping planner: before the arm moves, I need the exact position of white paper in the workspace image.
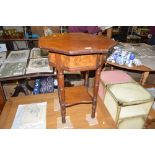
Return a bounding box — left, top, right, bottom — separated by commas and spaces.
11, 102, 47, 129
57, 116, 73, 129
86, 113, 98, 126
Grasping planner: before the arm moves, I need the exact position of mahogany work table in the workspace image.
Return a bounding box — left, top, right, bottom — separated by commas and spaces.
39, 33, 117, 123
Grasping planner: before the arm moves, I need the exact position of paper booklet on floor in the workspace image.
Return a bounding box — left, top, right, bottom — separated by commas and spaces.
11, 102, 47, 129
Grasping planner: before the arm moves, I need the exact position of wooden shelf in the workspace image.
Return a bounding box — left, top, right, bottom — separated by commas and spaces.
65, 86, 93, 106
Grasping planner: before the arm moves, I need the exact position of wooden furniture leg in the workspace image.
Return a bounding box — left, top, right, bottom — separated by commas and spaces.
91, 67, 102, 118
84, 71, 89, 87
107, 28, 112, 38
140, 71, 149, 85
0, 82, 6, 113
91, 55, 104, 118
57, 69, 66, 123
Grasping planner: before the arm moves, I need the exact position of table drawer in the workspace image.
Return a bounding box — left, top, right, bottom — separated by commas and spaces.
48, 53, 98, 69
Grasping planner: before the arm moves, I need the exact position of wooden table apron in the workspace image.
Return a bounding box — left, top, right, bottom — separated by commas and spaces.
39, 33, 117, 123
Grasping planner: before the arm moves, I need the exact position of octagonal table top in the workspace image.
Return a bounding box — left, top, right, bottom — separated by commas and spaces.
39, 33, 117, 55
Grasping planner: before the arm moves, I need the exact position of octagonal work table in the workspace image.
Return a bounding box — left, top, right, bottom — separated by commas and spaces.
39, 33, 117, 123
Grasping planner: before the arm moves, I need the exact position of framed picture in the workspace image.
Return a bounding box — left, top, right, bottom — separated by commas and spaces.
0, 61, 27, 78
26, 58, 53, 74
30, 48, 48, 59
7, 50, 30, 62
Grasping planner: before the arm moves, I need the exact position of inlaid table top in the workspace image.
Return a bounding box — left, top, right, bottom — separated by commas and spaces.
39, 33, 117, 55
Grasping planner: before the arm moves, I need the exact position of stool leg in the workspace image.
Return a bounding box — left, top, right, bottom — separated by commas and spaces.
57, 70, 66, 123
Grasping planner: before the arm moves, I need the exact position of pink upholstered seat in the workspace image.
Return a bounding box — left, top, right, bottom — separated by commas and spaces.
100, 70, 133, 85
98, 70, 134, 100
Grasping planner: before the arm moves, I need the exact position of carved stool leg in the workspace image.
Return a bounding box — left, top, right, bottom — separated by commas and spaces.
57, 70, 66, 123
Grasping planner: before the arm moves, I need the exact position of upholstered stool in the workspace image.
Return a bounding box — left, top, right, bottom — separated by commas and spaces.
98, 70, 135, 101
104, 82, 153, 129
